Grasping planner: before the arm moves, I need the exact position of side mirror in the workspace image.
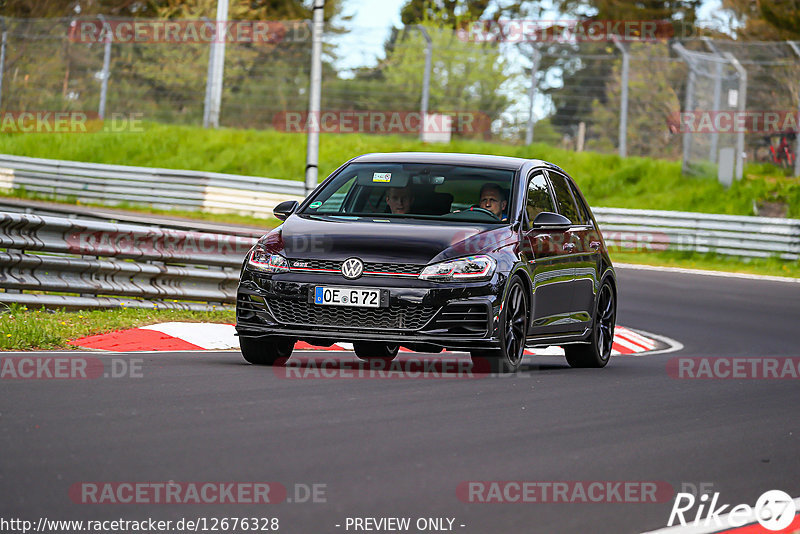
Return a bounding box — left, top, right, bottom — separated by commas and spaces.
273, 200, 299, 221
532, 211, 572, 230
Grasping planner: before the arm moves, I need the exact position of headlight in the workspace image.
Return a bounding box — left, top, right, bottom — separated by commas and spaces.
419, 255, 496, 281
247, 249, 289, 273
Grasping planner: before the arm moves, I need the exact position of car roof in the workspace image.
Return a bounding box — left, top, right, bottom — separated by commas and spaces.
351, 152, 555, 172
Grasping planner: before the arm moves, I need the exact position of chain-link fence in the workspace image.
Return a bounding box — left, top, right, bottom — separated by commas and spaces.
0, 16, 798, 178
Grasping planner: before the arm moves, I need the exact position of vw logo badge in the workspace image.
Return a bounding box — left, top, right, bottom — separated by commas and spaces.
341, 258, 363, 279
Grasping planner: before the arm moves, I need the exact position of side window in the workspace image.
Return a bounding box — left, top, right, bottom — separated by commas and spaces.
548, 173, 580, 224
568, 182, 592, 224
525, 172, 555, 229
317, 176, 356, 213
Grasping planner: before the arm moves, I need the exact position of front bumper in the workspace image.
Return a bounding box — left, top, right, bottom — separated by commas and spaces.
235, 269, 505, 351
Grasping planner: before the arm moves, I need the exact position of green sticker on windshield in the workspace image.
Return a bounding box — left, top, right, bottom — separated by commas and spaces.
309, 201, 322, 209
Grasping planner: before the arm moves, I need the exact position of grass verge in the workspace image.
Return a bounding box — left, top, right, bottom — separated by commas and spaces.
611, 250, 800, 279
1, 122, 799, 217
0, 304, 235, 351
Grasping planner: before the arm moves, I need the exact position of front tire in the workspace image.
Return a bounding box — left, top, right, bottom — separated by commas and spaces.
240, 336, 295, 365
472, 276, 529, 373
353, 341, 399, 362
565, 280, 616, 368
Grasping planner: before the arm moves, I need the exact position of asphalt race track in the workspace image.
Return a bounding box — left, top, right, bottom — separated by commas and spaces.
2, 266, 799, 533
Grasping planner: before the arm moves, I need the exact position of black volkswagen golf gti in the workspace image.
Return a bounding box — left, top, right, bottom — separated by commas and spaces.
236, 153, 616, 373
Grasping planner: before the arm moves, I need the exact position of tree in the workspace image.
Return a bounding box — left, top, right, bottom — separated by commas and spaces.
720, 0, 800, 39
585, 42, 682, 158
513, 0, 701, 140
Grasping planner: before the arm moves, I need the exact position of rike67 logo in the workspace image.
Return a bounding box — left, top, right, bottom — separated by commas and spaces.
668, 489, 797, 531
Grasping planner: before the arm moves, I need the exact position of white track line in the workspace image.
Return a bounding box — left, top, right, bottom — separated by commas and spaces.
616, 263, 800, 284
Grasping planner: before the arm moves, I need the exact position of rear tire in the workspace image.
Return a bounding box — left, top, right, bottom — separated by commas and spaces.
565, 280, 616, 368
240, 336, 295, 366
353, 341, 399, 362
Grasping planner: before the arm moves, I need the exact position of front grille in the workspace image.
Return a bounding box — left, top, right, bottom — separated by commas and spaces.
426, 303, 490, 335
289, 259, 340, 271
364, 262, 422, 275
267, 299, 437, 331
288, 259, 423, 277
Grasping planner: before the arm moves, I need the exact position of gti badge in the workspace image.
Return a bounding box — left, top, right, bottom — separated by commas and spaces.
341, 258, 364, 279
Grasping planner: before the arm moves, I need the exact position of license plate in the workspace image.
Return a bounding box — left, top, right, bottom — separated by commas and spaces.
314, 286, 381, 308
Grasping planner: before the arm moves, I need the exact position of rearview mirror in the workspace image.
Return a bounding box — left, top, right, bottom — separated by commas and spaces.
532, 211, 572, 229
273, 200, 299, 221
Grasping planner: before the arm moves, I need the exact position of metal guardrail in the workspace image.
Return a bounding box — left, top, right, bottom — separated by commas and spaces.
1, 155, 799, 310
0, 212, 257, 310
594, 207, 800, 260
0, 154, 306, 218
0, 197, 266, 237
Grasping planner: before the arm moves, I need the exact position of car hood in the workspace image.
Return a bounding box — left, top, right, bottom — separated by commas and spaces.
259, 214, 517, 265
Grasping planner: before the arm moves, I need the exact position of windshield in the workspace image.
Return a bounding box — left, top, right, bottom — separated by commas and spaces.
301, 162, 516, 224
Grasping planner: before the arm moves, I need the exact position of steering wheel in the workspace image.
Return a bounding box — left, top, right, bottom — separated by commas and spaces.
468, 205, 500, 220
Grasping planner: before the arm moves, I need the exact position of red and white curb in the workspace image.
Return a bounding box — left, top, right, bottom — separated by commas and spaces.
69, 322, 668, 355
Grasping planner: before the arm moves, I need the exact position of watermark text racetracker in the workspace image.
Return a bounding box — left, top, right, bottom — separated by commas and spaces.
0, 112, 144, 133
668, 110, 800, 134
667, 357, 800, 379
66, 229, 255, 258
69, 19, 309, 44
457, 481, 674, 503
458, 19, 695, 43
273, 111, 491, 135
275, 356, 491, 379
0, 356, 142, 379
69, 481, 326, 504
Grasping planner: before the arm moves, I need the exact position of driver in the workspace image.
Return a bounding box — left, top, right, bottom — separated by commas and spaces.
478, 183, 507, 219
386, 185, 414, 214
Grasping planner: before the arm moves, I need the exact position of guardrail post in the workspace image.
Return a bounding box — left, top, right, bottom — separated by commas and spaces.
612, 36, 629, 158
97, 15, 112, 120
788, 41, 800, 178
525, 49, 541, 145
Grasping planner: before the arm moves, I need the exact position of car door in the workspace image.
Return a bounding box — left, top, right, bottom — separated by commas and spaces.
521, 170, 576, 336
566, 176, 603, 329
547, 171, 596, 331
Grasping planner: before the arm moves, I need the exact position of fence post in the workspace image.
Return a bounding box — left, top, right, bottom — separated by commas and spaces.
202, 17, 215, 128
724, 52, 747, 181
207, 0, 229, 128
788, 41, 800, 178
416, 25, 432, 140
97, 15, 112, 120
673, 43, 695, 175
304, 0, 324, 196
612, 36, 629, 158
525, 49, 540, 145
0, 18, 6, 111
702, 37, 723, 163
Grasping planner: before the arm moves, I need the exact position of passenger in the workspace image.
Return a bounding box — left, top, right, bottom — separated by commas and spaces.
386, 186, 414, 214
